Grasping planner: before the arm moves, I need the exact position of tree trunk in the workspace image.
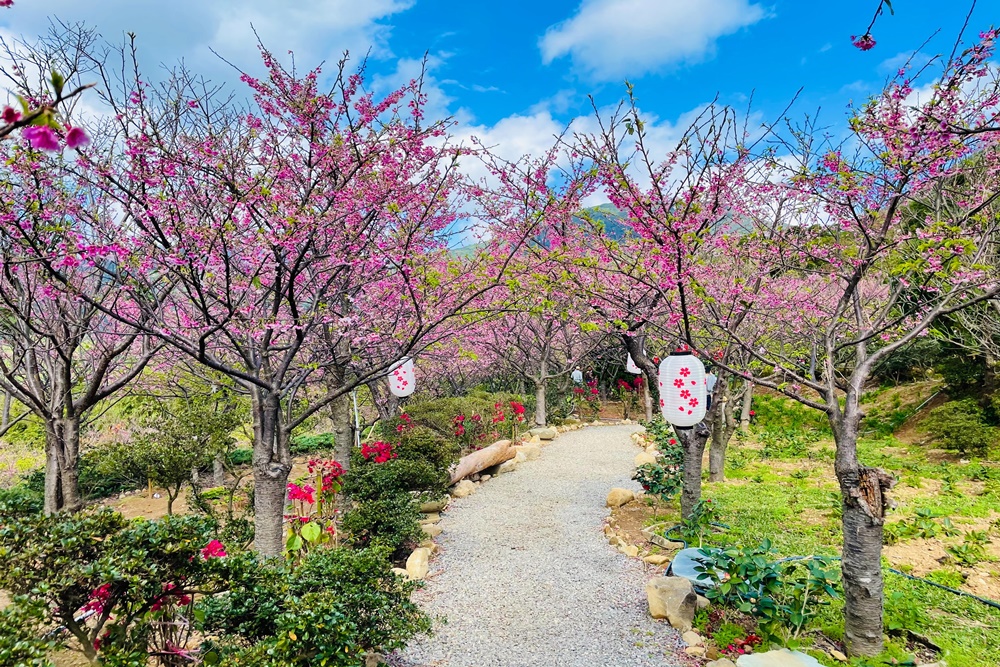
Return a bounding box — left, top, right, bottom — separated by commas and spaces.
622, 334, 659, 409
369, 380, 400, 424
534, 380, 547, 427
832, 396, 894, 657
213, 454, 225, 486
676, 422, 710, 519
44, 416, 82, 514
642, 379, 653, 422
330, 391, 354, 471
709, 377, 737, 482
739, 381, 754, 429
251, 390, 293, 557
1, 390, 10, 430
449, 439, 515, 483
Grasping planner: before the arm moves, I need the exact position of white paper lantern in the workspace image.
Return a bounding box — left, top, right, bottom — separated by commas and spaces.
388, 357, 415, 398
658, 351, 707, 426
626, 354, 641, 375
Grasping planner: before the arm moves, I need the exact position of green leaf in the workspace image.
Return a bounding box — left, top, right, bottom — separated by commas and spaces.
285, 534, 303, 552
301, 521, 322, 543
50, 70, 65, 97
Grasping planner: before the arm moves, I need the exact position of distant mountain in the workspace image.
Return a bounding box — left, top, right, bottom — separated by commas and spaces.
575, 204, 630, 240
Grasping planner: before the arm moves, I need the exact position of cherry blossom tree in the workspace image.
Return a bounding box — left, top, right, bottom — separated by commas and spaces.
64, 40, 541, 556
0, 144, 157, 513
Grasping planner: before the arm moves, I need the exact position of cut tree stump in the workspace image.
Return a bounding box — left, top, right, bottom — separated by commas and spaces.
450, 439, 515, 484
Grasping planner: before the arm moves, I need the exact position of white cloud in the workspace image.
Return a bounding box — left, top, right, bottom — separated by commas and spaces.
0, 0, 413, 85
540, 0, 767, 81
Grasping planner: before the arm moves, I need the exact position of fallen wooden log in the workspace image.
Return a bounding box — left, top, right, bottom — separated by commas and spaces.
449, 439, 514, 484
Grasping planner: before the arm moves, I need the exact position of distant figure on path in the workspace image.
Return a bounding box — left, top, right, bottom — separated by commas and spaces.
706, 366, 718, 410
571, 367, 583, 383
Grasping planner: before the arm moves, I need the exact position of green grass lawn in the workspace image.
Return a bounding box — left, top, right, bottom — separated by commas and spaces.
645, 411, 1000, 667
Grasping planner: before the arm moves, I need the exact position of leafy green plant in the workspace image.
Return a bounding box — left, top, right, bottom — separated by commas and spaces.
884, 591, 930, 632
341, 491, 422, 557
633, 462, 682, 506
925, 568, 966, 588
923, 399, 998, 457
0, 596, 58, 667
710, 622, 748, 650
679, 499, 721, 548
0, 508, 244, 664
694, 541, 840, 641
290, 432, 336, 455
199, 546, 430, 664
0, 483, 43, 518
227, 448, 253, 467
946, 541, 987, 567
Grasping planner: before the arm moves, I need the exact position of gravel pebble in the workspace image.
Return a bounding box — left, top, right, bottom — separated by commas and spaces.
390, 424, 684, 667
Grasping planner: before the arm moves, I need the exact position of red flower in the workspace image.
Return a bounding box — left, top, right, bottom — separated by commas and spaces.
80, 583, 112, 615
287, 482, 315, 504
679, 367, 691, 377
673, 379, 685, 388
688, 398, 699, 407
633, 377, 644, 387
361, 441, 396, 463
1, 106, 19, 124
749, 410, 756, 416
680, 389, 691, 399
201, 539, 227, 559
510, 401, 525, 415
590, 388, 598, 395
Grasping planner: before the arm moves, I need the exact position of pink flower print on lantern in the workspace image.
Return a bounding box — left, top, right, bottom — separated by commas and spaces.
680, 389, 691, 399
679, 367, 691, 377
673, 378, 685, 388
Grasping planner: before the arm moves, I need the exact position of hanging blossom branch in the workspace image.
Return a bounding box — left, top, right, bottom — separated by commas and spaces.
0, 2, 93, 149
851, 0, 895, 51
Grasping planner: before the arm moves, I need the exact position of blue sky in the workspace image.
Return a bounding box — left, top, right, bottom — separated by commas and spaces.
1, 0, 994, 167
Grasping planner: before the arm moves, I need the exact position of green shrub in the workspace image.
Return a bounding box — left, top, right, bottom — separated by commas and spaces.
395, 425, 461, 471
201, 546, 429, 663
0, 596, 57, 667
871, 336, 943, 384
924, 399, 998, 456
290, 432, 336, 455
288, 547, 430, 651
22, 445, 146, 501
695, 540, 840, 641
0, 509, 245, 664
0, 484, 43, 518
343, 457, 448, 502
341, 491, 422, 557
227, 448, 253, 467
750, 394, 831, 436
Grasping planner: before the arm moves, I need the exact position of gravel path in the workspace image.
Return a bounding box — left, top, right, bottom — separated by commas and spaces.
392, 424, 684, 667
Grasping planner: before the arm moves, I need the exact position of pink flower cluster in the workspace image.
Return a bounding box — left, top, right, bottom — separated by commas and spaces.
80, 582, 112, 615
201, 539, 227, 559
287, 482, 316, 504
395, 413, 413, 433
307, 458, 345, 492
361, 441, 397, 463
851, 34, 876, 51
15, 120, 90, 152
150, 582, 192, 611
